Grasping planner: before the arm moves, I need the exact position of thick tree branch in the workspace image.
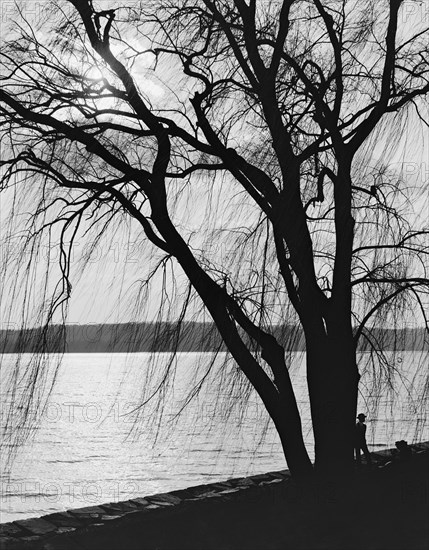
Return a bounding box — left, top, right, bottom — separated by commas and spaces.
348, 0, 402, 152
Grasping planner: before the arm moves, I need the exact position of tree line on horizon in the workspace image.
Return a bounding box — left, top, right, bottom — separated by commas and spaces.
0, 323, 426, 353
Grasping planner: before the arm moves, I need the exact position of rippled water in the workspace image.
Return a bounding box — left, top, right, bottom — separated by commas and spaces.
0, 351, 427, 522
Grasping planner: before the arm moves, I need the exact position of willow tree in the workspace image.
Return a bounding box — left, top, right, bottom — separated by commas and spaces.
1, 0, 428, 478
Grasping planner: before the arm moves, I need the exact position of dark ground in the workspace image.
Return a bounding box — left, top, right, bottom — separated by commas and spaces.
26, 451, 428, 550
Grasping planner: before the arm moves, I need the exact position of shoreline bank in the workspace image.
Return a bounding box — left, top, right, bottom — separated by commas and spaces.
1, 442, 428, 549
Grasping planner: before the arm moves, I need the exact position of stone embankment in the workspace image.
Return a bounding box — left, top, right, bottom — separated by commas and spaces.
1, 441, 428, 549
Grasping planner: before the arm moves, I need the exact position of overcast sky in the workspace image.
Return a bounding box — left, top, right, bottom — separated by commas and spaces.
1, 0, 428, 328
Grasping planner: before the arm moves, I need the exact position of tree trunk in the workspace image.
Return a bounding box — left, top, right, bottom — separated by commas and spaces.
306, 330, 360, 478
273, 412, 314, 479
304, 158, 358, 479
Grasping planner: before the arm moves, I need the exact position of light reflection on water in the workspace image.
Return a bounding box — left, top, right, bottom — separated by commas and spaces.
0, 351, 427, 522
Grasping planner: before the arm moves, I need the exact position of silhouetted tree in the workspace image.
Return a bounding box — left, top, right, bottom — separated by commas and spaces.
1, 0, 428, 478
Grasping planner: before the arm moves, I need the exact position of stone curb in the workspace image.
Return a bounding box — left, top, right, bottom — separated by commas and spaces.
0, 441, 427, 548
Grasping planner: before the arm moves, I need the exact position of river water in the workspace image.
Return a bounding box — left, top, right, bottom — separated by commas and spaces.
0, 351, 427, 523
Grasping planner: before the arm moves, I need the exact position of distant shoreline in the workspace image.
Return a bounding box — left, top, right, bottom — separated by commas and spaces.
0, 323, 427, 353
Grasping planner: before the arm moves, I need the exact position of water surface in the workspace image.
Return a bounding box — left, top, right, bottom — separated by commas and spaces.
0, 351, 427, 522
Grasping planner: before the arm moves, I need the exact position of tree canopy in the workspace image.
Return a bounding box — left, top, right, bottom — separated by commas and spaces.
1, 0, 428, 477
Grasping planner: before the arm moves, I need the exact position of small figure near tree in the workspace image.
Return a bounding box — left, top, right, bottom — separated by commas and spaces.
394, 440, 412, 463
355, 414, 372, 466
